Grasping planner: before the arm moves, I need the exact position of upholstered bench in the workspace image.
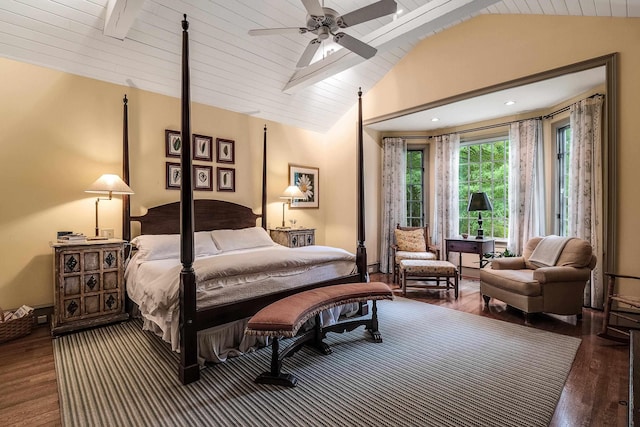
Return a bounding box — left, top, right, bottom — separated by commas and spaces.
245, 281, 393, 387
399, 260, 459, 298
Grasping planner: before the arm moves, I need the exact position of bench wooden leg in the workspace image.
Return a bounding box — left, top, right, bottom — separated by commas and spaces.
366, 300, 383, 343
256, 315, 332, 387
309, 313, 332, 355
255, 336, 298, 387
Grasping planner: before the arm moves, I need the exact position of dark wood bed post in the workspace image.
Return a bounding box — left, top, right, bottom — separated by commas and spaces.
356, 88, 368, 283
262, 124, 267, 229
122, 94, 131, 243
179, 14, 199, 385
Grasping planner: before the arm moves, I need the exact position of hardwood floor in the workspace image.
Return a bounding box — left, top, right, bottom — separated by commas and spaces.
0, 274, 630, 426
0, 325, 60, 426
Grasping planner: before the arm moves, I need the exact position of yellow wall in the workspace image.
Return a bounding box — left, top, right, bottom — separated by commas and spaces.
325, 15, 640, 293
0, 57, 329, 309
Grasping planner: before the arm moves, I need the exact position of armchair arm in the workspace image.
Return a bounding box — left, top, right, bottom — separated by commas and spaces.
534, 266, 591, 284
490, 257, 526, 270
427, 244, 441, 260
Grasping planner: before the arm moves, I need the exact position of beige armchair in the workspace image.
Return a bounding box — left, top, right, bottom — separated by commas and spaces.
390, 224, 440, 284
480, 236, 596, 323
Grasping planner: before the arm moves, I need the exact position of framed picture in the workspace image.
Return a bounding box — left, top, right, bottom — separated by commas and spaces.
165, 129, 182, 158
217, 167, 235, 192
216, 138, 235, 163
193, 165, 213, 191
289, 164, 319, 209
166, 162, 181, 190
193, 134, 212, 161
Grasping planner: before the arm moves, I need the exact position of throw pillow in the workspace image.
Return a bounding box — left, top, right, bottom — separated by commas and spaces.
394, 228, 426, 252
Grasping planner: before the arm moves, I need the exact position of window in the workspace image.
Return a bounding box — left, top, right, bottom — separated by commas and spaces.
459, 137, 509, 239
406, 149, 424, 227
556, 124, 571, 236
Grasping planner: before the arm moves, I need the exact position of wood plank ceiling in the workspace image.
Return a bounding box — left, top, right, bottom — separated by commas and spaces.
0, 0, 637, 133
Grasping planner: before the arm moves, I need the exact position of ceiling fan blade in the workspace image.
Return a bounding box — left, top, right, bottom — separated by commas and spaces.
333, 33, 377, 59
296, 38, 322, 68
248, 27, 308, 36
300, 0, 324, 18
338, 0, 398, 28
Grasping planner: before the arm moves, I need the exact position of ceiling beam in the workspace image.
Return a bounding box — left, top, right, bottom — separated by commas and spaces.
104, 0, 145, 40
282, 0, 500, 93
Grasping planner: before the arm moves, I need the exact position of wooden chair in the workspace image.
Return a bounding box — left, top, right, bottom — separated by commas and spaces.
599, 272, 640, 341
390, 224, 440, 284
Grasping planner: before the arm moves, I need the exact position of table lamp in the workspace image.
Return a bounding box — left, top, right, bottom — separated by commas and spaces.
85, 174, 134, 238
467, 192, 493, 239
278, 185, 304, 229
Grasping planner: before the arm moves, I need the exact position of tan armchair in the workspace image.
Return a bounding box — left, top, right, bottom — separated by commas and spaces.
390, 224, 440, 284
480, 236, 596, 323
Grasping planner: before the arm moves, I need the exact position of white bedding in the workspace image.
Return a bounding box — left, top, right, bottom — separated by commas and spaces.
125, 244, 358, 360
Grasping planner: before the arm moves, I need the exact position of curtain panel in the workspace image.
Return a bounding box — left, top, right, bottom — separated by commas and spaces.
379, 137, 407, 273
569, 95, 605, 309
507, 119, 545, 255
433, 134, 460, 258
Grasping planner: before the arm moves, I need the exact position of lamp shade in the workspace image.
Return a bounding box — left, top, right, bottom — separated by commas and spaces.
467, 192, 493, 212
85, 174, 134, 195
280, 185, 305, 200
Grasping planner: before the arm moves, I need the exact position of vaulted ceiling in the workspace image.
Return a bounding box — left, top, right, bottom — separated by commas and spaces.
0, 1, 637, 133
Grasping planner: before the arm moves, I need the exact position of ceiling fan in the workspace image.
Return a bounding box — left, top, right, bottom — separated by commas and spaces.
248, 0, 398, 68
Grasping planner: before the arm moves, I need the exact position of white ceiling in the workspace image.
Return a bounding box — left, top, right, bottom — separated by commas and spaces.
0, 0, 637, 133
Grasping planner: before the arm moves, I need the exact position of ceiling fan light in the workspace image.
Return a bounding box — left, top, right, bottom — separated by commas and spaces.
317, 26, 330, 40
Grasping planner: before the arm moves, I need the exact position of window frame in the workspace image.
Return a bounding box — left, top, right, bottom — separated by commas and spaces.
405, 148, 425, 227
458, 135, 509, 240
555, 121, 571, 236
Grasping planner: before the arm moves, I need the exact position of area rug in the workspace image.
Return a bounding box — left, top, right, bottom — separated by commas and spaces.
53, 298, 581, 427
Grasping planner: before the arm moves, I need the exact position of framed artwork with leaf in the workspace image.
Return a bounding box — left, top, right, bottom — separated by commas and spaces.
166, 162, 181, 190
216, 138, 235, 163
289, 164, 318, 209
193, 134, 212, 161
193, 165, 213, 191
165, 129, 182, 158
217, 167, 235, 192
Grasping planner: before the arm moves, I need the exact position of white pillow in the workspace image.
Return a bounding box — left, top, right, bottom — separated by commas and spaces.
210, 227, 275, 252
131, 232, 219, 261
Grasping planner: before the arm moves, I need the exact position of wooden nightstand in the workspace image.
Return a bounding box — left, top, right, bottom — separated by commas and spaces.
50, 239, 128, 335
270, 228, 315, 247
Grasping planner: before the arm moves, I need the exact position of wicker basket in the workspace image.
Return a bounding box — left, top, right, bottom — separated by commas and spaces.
0, 306, 33, 344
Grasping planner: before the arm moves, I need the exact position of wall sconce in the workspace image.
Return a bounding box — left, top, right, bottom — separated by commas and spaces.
85, 174, 134, 239
467, 192, 493, 239
278, 185, 304, 229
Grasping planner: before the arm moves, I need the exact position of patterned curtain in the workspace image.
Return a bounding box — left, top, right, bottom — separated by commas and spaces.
433, 133, 460, 258
569, 95, 605, 309
380, 137, 407, 273
507, 119, 545, 255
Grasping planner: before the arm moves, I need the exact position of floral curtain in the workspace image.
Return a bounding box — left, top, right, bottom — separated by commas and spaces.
380, 137, 407, 273
569, 95, 605, 309
507, 119, 545, 255
433, 133, 460, 258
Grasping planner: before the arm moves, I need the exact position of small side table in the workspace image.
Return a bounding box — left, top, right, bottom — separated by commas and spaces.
50, 239, 129, 335
269, 228, 315, 248
445, 237, 495, 279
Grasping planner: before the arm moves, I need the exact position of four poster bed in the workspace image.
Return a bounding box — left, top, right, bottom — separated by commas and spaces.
122, 16, 369, 385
